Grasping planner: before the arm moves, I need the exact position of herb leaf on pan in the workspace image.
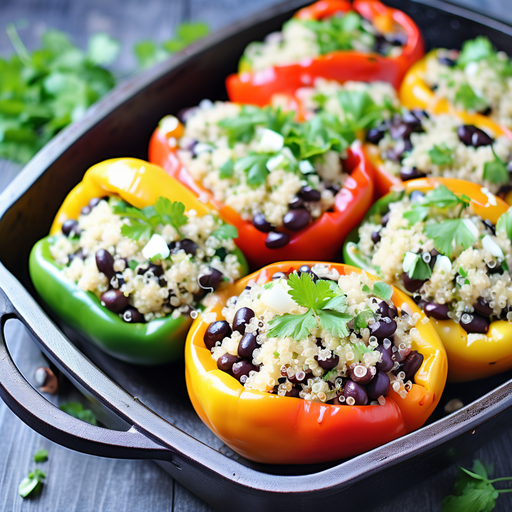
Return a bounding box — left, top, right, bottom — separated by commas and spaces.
59, 401, 98, 425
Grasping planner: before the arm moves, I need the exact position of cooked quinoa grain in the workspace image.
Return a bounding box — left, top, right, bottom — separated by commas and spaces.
50, 197, 243, 323
206, 264, 425, 405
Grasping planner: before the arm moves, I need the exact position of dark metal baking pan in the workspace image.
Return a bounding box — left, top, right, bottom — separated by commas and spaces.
1, 0, 512, 510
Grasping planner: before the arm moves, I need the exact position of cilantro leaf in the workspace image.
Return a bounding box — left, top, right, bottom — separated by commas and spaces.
483, 148, 509, 184
425, 219, 477, 256
317, 309, 352, 338
34, 449, 48, 463
454, 83, 487, 112
287, 272, 334, 311
87, 33, 120, 66
421, 185, 469, 209
59, 401, 97, 426
457, 36, 495, 67
212, 224, 238, 240
323, 368, 338, 381
322, 293, 348, 313
267, 310, 317, 341
234, 153, 271, 185
402, 252, 432, 280
362, 282, 393, 301
354, 308, 375, 330
351, 341, 375, 361
121, 223, 151, 241
429, 143, 454, 165
219, 158, 234, 178
403, 206, 429, 226
497, 209, 512, 242
154, 197, 188, 234
336, 90, 391, 131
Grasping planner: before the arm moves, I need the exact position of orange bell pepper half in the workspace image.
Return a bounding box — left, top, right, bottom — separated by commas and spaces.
185, 262, 447, 464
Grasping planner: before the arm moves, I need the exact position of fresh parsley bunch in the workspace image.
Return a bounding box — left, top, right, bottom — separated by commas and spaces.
443, 459, 512, 512
1, 26, 120, 164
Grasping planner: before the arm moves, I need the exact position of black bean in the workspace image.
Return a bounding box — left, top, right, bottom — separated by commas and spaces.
80, 205, 91, 215
232, 360, 258, 381
457, 125, 494, 148
371, 231, 381, 244
88, 196, 108, 209
285, 387, 301, 398
411, 109, 429, 121
62, 219, 79, 237
265, 231, 289, 248
272, 271, 287, 280
328, 183, 341, 195
401, 350, 424, 381
483, 220, 496, 235
375, 345, 394, 372
238, 332, 258, 358
198, 268, 224, 291
148, 263, 164, 277
400, 166, 425, 181
381, 212, 391, 226
366, 371, 390, 400
116, 272, 126, 288
460, 314, 490, 334
378, 301, 398, 320
233, 307, 255, 335
298, 265, 310, 273
410, 190, 425, 203
283, 209, 311, 231
217, 353, 241, 372
487, 261, 503, 274
95, 249, 115, 281
252, 213, 272, 233
391, 139, 413, 162
122, 307, 145, 323
370, 318, 397, 339
169, 238, 198, 256
366, 126, 385, 144
438, 55, 456, 67
388, 114, 422, 141
424, 302, 450, 320
288, 197, 304, 209
373, 34, 388, 54
343, 380, 368, 406
204, 321, 232, 350
348, 364, 375, 385
315, 354, 339, 370
69, 248, 84, 262
401, 272, 426, 293
299, 186, 321, 202
177, 106, 200, 123
101, 289, 129, 313
473, 297, 493, 317
159, 276, 168, 288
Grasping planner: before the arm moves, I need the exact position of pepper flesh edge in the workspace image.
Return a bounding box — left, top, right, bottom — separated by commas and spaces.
185, 261, 447, 464
343, 177, 511, 382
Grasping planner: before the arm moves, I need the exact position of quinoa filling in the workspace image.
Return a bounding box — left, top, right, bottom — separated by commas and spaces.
175, 101, 356, 248
241, 11, 406, 73
204, 264, 424, 406
50, 196, 242, 323
354, 185, 512, 333
272, 78, 399, 124
422, 37, 512, 127
367, 109, 512, 193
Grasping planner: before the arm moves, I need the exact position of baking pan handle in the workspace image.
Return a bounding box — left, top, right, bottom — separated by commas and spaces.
0, 288, 172, 460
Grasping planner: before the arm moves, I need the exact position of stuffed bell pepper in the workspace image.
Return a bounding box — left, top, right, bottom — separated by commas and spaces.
400, 36, 512, 131
30, 158, 248, 365
344, 178, 512, 382
226, 0, 424, 107
149, 101, 373, 269
185, 261, 447, 464
363, 106, 512, 199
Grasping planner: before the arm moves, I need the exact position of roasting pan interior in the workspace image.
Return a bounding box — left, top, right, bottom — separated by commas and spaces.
1, 0, 512, 478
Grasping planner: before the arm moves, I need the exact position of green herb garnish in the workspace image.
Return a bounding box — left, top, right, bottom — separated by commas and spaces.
362, 281, 393, 301
429, 143, 454, 166
219, 158, 235, 178
267, 272, 352, 341
457, 36, 495, 67
211, 224, 238, 240
402, 252, 432, 281
454, 83, 487, 112
59, 401, 97, 426
354, 308, 375, 330
19, 469, 46, 498
425, 219, 477, 256
33, 449, 48, 463
134, 22, 209, 69
113, 196, 188, 241
323, 368, 338, 381
483, 147, 509, 185
497, 209, 512, 242
442, 459, 512, 512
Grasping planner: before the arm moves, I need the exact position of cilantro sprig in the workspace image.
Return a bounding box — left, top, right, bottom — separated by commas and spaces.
429, 143, 454, 166
19, 469, 46, 498
267, 272, 352, 341
442, 459, 512, 512
112, 196, 188, 241
362, 281, 393, 301
59, 401, 97, 426
483, 147, 510, 185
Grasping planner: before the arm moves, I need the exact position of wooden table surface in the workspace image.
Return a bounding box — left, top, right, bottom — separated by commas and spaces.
2, 0, 512, 510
